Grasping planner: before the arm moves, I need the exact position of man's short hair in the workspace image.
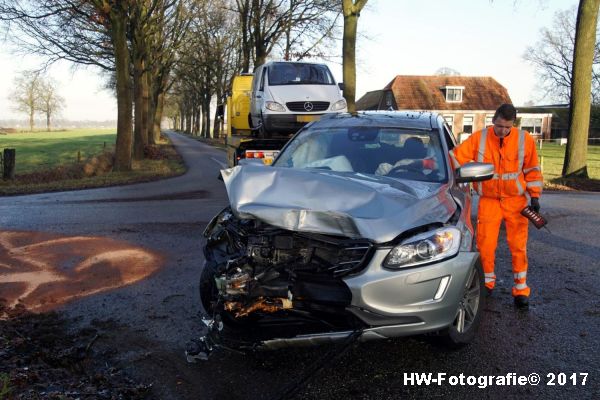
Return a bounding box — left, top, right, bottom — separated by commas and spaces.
493, 104, 517, 121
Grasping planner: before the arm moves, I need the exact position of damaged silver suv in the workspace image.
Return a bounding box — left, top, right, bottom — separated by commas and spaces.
189, 111, 495, 360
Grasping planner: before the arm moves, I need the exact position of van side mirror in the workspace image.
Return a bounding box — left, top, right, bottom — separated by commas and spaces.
455, 162, 495, 183
338, 82, 345, 91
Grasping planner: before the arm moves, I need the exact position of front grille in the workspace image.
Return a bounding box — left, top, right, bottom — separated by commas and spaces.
293, 233, 373, 277
286, 101, 330, 112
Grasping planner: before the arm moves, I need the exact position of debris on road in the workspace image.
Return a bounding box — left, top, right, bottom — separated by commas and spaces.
0, 301, 152, 399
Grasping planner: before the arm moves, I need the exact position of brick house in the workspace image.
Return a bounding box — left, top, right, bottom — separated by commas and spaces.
356, 75, 552, 140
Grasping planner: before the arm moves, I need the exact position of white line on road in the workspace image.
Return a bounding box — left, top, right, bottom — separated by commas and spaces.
211, 157, 227, 169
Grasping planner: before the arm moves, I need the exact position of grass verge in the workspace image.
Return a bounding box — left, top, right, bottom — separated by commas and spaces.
538, 142, 600, 191
0, 135, 186, 196
0, 129, 117, 174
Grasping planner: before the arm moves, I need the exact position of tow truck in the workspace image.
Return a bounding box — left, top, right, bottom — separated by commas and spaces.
223, 63, 346, 167
224, 74, 289, 167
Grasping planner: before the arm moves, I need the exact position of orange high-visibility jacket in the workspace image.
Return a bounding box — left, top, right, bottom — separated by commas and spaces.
449, 127, 543, 199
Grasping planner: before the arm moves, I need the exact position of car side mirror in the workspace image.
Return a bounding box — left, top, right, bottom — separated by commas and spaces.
338, 82, 345, 91
455, 162, 495, 183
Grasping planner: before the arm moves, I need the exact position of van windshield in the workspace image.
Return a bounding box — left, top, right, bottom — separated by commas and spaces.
268, 63, 335, 86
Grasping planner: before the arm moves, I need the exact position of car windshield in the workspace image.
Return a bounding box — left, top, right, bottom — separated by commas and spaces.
268, 63, 335, 86
273, 126, 448, 182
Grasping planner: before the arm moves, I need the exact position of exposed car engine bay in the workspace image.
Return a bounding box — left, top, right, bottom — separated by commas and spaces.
186, 207, 374, 360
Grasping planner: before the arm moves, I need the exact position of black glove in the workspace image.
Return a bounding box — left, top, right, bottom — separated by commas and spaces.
530, 197, 540, 213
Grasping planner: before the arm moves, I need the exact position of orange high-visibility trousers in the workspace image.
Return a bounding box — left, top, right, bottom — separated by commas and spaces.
476, 196, 531, 297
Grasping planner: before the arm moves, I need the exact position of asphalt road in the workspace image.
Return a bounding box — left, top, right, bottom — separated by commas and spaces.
1, 131, 599, 399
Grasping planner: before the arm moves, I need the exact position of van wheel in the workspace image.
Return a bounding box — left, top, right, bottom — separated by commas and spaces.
436, 260, 485, 348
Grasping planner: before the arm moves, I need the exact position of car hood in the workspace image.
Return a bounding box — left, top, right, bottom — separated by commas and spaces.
221, 165, 457, 243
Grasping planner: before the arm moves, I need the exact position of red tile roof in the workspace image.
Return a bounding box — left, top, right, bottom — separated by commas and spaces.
382, 75, 512, 111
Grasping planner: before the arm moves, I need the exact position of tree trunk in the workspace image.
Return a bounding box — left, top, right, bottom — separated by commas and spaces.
147, 71, 156, 145
213, 107, 221, 138
152, 91, 165, 143
562, 0, 600, 178
186, 108, 192, 134
46, 112, 51, 132
133, 56, 148, 160
199, 102, 204, 137
342, 1, 364, 114
179, 104, 185, 131
202, 96, 212, 138
239, 0, 252, 72
110, 7, 133, 171
29, 109, 34, 132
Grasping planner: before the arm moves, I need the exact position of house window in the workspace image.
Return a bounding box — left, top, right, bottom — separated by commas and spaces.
463, 115, 474, 133
485, 115, 494, 126
520, 118, 543, 135
444, 86, 464, 102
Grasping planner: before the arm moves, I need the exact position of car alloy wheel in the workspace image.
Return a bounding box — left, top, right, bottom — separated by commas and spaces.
453, 266, 481, 334
435, 260, 484, 348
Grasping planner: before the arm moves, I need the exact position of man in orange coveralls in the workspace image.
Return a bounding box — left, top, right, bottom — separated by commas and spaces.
449, 104, 543, 309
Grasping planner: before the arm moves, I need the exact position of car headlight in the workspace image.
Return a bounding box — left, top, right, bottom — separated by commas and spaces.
265, 101, 286, 112
330, 99, 347, 111
383, 227, 461, 269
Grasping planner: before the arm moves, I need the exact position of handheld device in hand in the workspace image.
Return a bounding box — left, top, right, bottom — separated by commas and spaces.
521, 206, 548, 230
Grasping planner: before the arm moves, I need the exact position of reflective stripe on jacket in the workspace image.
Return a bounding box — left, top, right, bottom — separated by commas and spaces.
449, 127, 543, 199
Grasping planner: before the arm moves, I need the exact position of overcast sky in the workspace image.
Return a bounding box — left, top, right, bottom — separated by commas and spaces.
0, 0, 579, 122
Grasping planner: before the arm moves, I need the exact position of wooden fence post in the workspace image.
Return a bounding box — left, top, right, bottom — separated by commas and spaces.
3, 148, 16, 180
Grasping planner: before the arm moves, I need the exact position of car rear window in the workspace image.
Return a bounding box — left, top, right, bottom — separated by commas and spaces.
274, 126, 448, 183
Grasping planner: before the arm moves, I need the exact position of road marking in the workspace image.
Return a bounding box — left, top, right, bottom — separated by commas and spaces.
211, 157, 227, 168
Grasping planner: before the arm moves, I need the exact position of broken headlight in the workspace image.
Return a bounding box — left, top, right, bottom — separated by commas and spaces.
383, 227, 461, 269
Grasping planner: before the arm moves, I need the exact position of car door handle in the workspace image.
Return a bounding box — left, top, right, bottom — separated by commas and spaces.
256, 95, 262, 99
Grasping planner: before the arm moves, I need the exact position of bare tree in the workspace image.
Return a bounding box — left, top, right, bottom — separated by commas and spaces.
342, 0, 368, 113
525, 6, 600, 104
233, 0, 340, 71
563, 0, 600, 178
38, 77, 65, 131
0, 0, 133, 170
9, 70, 42, 131
435, 67, 461, 76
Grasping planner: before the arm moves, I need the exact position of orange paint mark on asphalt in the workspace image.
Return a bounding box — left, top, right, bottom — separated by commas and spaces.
0, 230, 164, 313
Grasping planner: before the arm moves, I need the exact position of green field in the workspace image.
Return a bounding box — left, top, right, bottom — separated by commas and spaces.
0, 129, 116, 174
537, 142, 600, 181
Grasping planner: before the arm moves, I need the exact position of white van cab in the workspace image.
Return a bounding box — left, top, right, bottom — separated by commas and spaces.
250, 61, 347, 137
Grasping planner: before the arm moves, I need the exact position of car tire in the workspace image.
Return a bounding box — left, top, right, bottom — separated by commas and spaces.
199, 262, 218, 315
437, 259, 485, 348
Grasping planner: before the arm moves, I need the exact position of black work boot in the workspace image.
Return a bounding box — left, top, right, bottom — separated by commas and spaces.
485, 287, 494, 297
514, 295, 529, 310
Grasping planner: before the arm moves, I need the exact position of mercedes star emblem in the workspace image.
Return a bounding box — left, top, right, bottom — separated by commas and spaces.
303, 102, 314, 112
